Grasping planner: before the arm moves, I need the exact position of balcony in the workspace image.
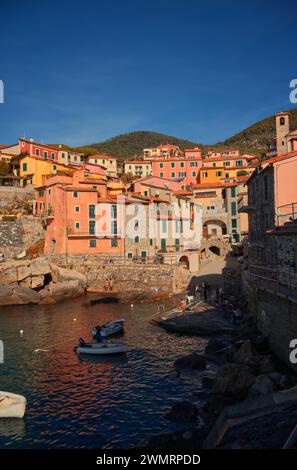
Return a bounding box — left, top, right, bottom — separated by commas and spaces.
276, 202, 297, 226
237, 193, 255, 213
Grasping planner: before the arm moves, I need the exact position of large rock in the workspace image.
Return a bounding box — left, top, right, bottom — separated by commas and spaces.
0, 284, 40, 305
17, 264, 31, 282
0, 267, 18, 284
40, 280, 85, 304
30, 258, 51, 276
212, 363, 256, 398
232, 340, 276, 375
31, 275, 45, 289
50, 264, 86, 287
174, 353, 207, 370
165, 401, 198, 423
205, 339, 226, 354
247, 374, 276, 398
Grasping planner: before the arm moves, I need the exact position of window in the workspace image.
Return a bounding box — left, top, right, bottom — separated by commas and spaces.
175, 239, 180, 252
111, 204, 117, 218
213, 163, 217, 167
231, 218, 237, 228
75, 222, 80, 229
51, 153, 55, 160
181, 162, 185, 168
280, 117, 285, 125
236, 160, 243, 166
89, 220, 96, 235
111, 239, 118, 247
61, 152, 65, 158
102, 159, 105, 164
134, 219, 139, 228
231, 201, 237, 216
111, 220, 117, 235
127, 252, 133, 259
216, 171, 222, 177
141, 251, 147, 258
74, 156, 77, 161
171, 172, 175, 178
223, 161, 231, 166
89, 239, 97, 248
171, 162, 175, 168
231, 186, 236, 197
44, 151, 48, 158
35, 148, 40, 156
203, 172, 208, 177
134, 205, 139, 214
22, 163, 27, 171
175, 220, 180, 233
150, 239, 153, 246
73, 191, 78, 198
160, 163, 164, 168
89, 204, 96, 218
162, 219, 167, 234
75, 206, 80, 213
134, 235, 140, 243
53, 165, 57, 171
144, 191, 148, 196
192, 171, 197, 177
160, 172, 164, 178
38, 189, 44, 197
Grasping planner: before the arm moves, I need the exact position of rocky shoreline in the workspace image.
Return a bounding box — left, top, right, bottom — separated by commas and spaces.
146, 303, 297, 449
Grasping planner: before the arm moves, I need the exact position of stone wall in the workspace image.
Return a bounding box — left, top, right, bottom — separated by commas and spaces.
0, 216, 45, 258
0, 186, 34, 206
49, 253, 191, 300
276, 234, 297, 272
247, 283, 297, 373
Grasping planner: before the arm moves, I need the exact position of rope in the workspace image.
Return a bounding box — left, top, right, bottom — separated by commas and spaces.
33, 336, 78, 353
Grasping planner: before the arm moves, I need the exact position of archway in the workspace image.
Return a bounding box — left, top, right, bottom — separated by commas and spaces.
203, 219, 227, 238
209, 246, 221, 256
179, 255, 190, 270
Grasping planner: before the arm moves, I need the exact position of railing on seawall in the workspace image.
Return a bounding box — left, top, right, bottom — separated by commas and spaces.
249, 264, 297, 298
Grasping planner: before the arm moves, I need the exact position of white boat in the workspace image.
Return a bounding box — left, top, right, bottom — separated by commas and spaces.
92, 319, 125, 339
0, 391, 26, 418
76, 342, 128, 356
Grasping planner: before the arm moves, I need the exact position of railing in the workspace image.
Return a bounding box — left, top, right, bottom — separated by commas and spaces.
276, 202, 297, 226
249, 265, 297, 297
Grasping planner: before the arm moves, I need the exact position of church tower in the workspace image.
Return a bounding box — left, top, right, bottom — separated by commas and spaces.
275, 112, 290, 156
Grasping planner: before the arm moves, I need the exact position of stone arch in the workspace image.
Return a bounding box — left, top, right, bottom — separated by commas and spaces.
203, 219, 227, 237
179, 255, 190, 270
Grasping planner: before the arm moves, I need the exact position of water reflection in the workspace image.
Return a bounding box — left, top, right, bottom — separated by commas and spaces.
0, 296, 210, 449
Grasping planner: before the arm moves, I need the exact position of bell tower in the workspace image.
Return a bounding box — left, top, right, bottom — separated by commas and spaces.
275, 112, 290, 156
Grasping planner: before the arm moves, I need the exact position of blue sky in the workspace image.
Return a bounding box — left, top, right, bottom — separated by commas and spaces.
0, 0, 297, 146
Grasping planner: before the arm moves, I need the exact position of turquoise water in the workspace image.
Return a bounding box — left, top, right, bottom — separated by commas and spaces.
0, 297, 211, 448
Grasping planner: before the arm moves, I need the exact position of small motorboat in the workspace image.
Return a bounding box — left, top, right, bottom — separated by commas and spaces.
75, 338, 128, 356
0, 392, 26, 418
92, 319, 125, 339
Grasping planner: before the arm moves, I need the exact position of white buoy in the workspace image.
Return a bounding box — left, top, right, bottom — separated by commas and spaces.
20, 330, 23, 336
131, 304, 134, 308
73, 318, 77, 322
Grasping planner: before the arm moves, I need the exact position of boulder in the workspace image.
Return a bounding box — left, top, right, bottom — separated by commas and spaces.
0, 284, 14, 305
40, 280, 85, 304
31, 275, 44, 289
11, 285, 40, 305
212, 363, 256, 398
50, 264, 86, 287
174, 353, 207, 371
165, 401, 198, 423
202, 376, 214, 389
231, 340, 276, 374
30, 258, 51, 276
205, 338, 226, 354
247, 374, 276, 398
0, 267, 18, 284
17, 264, 31, 282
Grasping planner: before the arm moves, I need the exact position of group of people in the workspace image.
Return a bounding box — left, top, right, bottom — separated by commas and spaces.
193, 281, 211, 302
104, 277, 114, 292
215, 287, 243, 324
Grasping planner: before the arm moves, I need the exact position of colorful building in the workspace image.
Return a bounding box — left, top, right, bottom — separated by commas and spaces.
86, 155, 118, 176
150, 157, 202, 186
143, 144, 181, 160
124, 161, 152, 177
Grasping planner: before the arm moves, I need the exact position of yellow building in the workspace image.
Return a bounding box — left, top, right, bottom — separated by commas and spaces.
86, 155, 118, 176
20, 156, 71, 187
199, 165, 254, 184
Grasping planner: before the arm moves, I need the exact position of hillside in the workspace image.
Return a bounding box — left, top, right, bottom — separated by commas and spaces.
63, 108, 297, 160
86, 131, 199, 160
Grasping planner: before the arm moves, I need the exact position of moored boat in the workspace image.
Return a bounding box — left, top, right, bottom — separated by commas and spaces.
75, 341, 128, 356
0, 391, 27, 418
92, 319, 125, 339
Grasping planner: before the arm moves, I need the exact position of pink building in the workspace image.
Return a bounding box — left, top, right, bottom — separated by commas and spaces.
184, 147, 201, 159
19, 137, 59, 163
150, 157, 202, 186
35, 170, 124, 255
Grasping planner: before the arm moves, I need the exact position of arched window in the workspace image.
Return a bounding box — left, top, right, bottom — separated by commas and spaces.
280, 117, 285, 125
